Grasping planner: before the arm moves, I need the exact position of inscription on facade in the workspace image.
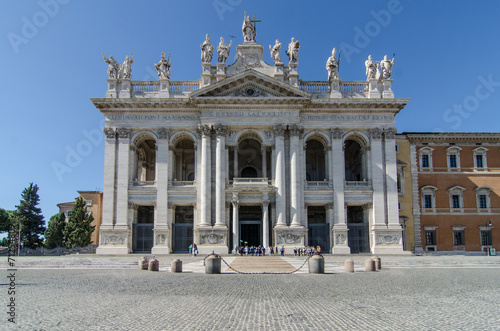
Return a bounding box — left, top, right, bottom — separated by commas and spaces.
108, 114, 200, 121
208, 111, 296, 118
301, 115, 393, 121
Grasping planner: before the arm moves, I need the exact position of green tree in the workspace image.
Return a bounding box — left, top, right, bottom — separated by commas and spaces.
12, 183, 45, 249
0, 208, 13, 233
44, 212, 66, 249
63, 197, 95, 248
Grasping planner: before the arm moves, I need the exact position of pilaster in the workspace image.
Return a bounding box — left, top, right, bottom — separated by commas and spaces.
215, 124, 227, 228
115, 128, 131, 230
198, 124, 212, 226
273, 125, 287, 226
152, 128, 170, 254
289, 125, 303, 227
262, 196, 270, 248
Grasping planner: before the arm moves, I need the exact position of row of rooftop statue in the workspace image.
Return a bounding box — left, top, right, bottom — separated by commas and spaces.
102, 12, 394, 83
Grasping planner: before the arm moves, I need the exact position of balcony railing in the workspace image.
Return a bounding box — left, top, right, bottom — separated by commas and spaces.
170, 180, 195, 186
306, 181, 332, 188
345, 180, 372, 189
231, 178, 271, 186
132, 181, 156, 186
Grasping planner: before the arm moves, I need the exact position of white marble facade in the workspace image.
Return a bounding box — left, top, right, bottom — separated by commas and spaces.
93, 20, 408, 255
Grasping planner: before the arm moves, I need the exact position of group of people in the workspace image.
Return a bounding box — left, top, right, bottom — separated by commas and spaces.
188, 243, 198, 256
235, 245, 287, 256
293, 246, 322, 256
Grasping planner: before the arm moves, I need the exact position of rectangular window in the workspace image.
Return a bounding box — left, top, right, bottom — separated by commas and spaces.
85, 200, 92, 206
424, 195, 432, 208
425, 230, 436, 245
476, 155, 484, 168
481, 230, 492, 246
453, 230, 465, 245
452, 195, 460, 208
422, 155, 429, 168
449, 155, 457, 168
479, 195, 487, 209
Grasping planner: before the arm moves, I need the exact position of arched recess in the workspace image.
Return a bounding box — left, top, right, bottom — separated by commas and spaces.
171, 132, 196, 181
305, 138, 327, 181
230, 130, 269, 179
133, 132, 157, 182
344, 133, 369, 182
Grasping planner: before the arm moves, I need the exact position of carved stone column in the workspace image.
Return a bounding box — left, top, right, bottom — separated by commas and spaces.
331, 128, 350, 254
153, 128, 170, 254
373, 128, 404, 254
261, 146, 267, 178
273, 125, 287, 226
100, 128, 116, 230
198, 125, 212, 226
215, 124, 227, 227
370, 128, 386, 227
233, 146, 239, 178
231, 194, 239, 249
289, 125, 303, 227
115, 128, 131, 230
262, 197, 270, 249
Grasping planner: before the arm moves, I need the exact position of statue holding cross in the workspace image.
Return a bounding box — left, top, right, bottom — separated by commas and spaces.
242, 12, 259, 42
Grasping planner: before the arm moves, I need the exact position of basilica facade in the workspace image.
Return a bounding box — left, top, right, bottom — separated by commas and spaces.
92, 18, 408, 255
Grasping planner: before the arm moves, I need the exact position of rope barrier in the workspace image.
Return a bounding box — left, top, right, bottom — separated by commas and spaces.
204, 253, 312, 274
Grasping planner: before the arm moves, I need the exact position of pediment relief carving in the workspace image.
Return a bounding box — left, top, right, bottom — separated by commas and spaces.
190, 70, 310, 99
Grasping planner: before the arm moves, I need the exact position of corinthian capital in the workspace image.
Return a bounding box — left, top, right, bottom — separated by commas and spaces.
116, 128, 131, 139
215, 124, 227, 136
289, 124, 303, 137
384, 128, 397, 140
103, 127, 116, 139
197, 124, 212, 137
157, 127, 169, 140
331, 127, 343, 140
273, 124, 286, 137
369, 128, 383, 140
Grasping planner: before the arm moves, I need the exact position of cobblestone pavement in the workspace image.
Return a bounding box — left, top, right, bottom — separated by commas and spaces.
2, 255, 500, 330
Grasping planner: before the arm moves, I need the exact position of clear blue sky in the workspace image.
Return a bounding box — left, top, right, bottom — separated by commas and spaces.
1, 0, 500, 227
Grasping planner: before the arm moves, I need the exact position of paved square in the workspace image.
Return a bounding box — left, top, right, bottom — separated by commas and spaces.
4, 257, 500, 330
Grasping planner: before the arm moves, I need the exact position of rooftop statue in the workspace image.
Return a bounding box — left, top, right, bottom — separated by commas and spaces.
102, 53, 120, 79
217, 37, 232, 64
326, 48, 341, 80
380, 55, 395, 79
286, 38, 300, 64
365, 55, 379, 81
120, 54, 134, 79
200, 34, 214, 63
155, 52, 171, 79
269, 39, 283, 65
242, 12, 256, 42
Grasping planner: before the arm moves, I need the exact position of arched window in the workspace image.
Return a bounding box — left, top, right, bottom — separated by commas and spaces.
134, 135, 156, 183
173, 139, 195, 181
306, 139, 326, 181
344, 139, 366, 181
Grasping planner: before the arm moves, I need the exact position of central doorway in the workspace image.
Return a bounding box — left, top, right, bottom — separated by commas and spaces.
238, 205, 262, 246
240, 222, 261, 246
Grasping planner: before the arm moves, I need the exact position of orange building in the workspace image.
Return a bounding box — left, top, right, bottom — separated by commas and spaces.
57, 191, 103, 245
405, 133, 499, 253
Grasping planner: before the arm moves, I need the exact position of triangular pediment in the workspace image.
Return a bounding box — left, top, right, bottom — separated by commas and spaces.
190, 69, 311, 99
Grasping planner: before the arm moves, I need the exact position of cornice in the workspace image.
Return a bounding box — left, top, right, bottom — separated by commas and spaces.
403, 132, 500, 144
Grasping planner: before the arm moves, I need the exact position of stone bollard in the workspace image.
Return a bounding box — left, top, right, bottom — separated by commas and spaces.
344, 259, 355, 273
205, 253, 221, 274
139, 256, 149, 270
308, 254, 325, 274
171, 259, 182, 273
148, 257, 159, 271
364, 258, 375, 272
373, 256, 381, 270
